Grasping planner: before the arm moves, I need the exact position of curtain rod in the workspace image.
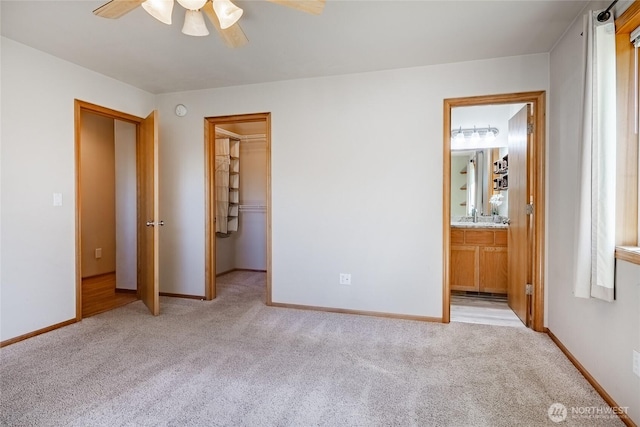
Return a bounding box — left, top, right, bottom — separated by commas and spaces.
597, 0, 618, 22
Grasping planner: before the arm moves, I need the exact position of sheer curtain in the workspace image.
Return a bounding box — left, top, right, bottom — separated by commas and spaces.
573, 10, 617, 301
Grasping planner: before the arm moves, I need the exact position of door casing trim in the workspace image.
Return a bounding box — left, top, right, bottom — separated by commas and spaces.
204, 113, 272, 303
442, 92, 546, 331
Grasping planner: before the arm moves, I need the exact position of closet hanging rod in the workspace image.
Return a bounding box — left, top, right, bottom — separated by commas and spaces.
239, 204, 266, 211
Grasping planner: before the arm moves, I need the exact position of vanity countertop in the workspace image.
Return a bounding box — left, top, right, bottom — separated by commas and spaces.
451, 222, 508, 229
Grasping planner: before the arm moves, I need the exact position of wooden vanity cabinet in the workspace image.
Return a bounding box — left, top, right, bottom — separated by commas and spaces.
451, 228, 508, 294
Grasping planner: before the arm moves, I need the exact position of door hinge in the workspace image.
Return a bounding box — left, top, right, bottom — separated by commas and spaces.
525, 284, 533, 295
525, 203, 534, 215
527, 123, 534, 134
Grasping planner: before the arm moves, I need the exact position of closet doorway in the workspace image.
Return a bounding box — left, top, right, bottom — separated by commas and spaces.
204, 113, 272, 303
75, 100, 160, 319
442, 92, 546, 331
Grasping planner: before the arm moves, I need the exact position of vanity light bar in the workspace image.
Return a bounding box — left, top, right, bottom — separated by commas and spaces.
451, 127, 499, 139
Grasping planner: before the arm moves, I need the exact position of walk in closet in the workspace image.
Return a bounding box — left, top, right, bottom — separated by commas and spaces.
214, 124, 268, 275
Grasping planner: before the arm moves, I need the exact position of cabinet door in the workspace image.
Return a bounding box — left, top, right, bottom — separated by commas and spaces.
480, 246, 508, 294
451, 245, 479, 291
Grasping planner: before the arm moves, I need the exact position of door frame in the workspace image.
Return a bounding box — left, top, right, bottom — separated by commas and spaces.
442, 91, 546, 332
204, 113, 272, 303
74, 100, 146, 321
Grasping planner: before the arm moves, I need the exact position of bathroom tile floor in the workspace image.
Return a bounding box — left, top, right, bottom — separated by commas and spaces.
451, 292, 525, 328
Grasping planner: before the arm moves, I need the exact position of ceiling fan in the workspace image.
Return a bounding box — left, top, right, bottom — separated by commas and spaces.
94, 0, 325, 48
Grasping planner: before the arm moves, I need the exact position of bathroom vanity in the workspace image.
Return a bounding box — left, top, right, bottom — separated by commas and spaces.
450, 222, 508, 294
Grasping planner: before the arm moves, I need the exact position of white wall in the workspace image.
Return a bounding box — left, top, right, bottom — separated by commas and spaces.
548, 3, 640, 422
0, 37, 155, 341
80, 112, 116, 277
234, 139, 267, 271
215, 234, 237, 275
114, 120, 137, 290
156, 53, 549, 315
451, 104, 512, 149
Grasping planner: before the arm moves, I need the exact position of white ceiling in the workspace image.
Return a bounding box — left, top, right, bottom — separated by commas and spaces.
1, 0, 592, 94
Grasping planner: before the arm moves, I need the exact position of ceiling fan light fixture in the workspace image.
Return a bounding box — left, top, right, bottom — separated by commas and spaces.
177, 0, 207, 10
212, 0, 243, 30
141, 0, 174, 25
182, 10, 210, 36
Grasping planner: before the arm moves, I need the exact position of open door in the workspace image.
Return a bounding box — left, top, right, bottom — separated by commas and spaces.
138, 111, 160, 315
507, 104, 531, 326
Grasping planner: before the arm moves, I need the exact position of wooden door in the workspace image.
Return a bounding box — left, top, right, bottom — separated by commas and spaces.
507, 105, 531, 325
138, 111, 160, 315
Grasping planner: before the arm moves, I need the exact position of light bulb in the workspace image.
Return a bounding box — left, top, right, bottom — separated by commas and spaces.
142, 0, 174, 25
455, 127, 465, 142
485, 126, 496, 142
471, 126, 480, 143
213, 0, 243, 29
177, 0, 207, 10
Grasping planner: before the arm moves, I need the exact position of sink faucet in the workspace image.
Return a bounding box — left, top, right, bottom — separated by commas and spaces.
471, 207, 478, 223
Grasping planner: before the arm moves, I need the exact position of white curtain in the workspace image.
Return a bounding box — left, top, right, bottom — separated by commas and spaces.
573, 10, 617, 301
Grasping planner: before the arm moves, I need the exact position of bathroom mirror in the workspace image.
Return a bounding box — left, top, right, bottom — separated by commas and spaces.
451, 104, 516, 220
451, 148, 509, 219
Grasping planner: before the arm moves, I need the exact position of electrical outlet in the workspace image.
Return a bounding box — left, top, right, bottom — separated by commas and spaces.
95, 248, 102, 259
339, 273, 351, 285
633, 350, 640, 377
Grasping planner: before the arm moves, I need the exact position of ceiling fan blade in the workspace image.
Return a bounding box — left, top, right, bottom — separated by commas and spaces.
266, 0, 325, 15
94, 0, 145, 19
202, 2, 248, 48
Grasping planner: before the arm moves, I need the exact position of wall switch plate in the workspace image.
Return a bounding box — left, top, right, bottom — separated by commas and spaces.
633, 350, 640, 377
53, 193, 63, 207
339, 273, 351, 285
95, 248, 102, 259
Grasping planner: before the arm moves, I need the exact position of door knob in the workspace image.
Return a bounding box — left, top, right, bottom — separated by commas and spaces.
146, 221, 155, 227
159, 220, 165, 226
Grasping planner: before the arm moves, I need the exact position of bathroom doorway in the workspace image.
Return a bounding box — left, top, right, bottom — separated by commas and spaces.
204, 113, 272, 303
442, 92, 546, 331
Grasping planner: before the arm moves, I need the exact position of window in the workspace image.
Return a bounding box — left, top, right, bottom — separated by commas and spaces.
614, 3, 640, 265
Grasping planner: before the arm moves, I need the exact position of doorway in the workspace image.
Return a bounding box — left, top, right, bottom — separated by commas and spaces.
204, 113, 272, 303
75, 100, 160, 319
442, 92, 546, 331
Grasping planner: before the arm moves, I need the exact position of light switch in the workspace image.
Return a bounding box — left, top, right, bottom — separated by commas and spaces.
95, 248, 102, 259
53, 193, 63, 207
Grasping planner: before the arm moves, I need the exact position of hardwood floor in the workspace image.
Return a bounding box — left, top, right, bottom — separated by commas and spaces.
450, 292, 525, 328
82, 272, 137, 318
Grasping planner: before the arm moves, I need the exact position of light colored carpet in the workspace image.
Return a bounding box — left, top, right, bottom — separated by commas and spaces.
0, 271, 623, 426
